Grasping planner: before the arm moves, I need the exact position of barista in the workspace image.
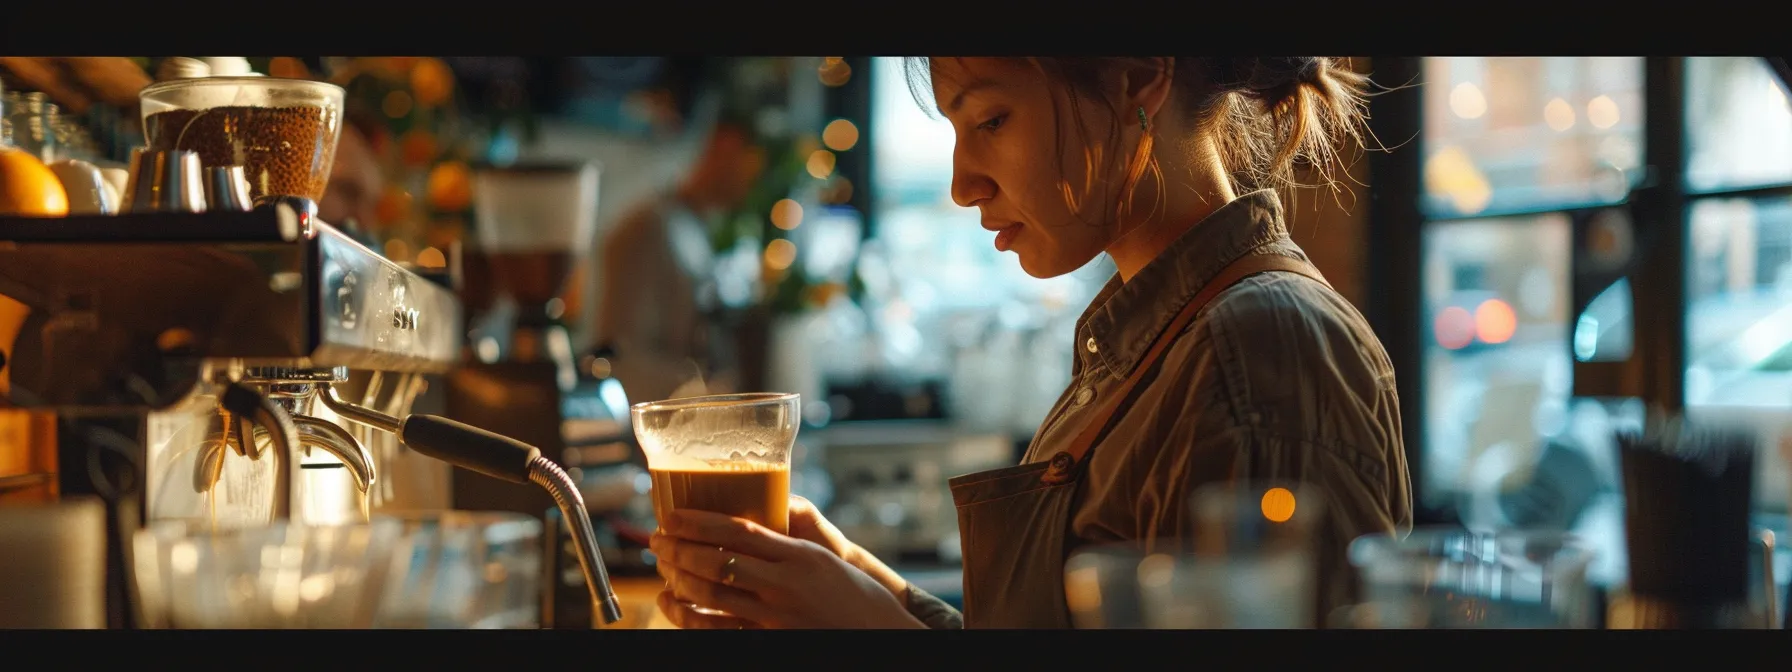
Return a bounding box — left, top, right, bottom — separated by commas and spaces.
595, 119, 763, 404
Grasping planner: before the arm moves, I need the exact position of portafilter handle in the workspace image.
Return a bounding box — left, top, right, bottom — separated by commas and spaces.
316, 383, 624, 625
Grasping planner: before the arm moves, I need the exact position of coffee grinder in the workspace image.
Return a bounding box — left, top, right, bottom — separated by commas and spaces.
445, 162, 648, 627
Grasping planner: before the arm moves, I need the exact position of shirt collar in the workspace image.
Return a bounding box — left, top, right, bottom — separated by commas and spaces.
1077, 189, 1292, 378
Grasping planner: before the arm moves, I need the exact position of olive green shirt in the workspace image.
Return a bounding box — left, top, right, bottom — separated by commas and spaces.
905, 190, 1413, 629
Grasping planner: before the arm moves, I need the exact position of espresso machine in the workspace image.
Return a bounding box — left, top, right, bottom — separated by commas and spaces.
0, 75, 622, 628
447, 161, 652, 629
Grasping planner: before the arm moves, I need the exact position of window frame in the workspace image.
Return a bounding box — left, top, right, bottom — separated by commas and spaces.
1372, 56, 1792, 525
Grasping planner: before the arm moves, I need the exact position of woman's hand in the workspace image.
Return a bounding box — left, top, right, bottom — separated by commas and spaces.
655, 496, 912, 603
650, 507, 925, 629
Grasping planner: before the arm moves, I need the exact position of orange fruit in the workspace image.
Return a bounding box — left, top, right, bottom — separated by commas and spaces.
374, 186, 413, 227
0, 148, 70, 217
426, 161, 473, 212
410, 58, 456, 108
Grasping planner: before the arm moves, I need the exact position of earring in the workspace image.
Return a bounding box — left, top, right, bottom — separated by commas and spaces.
1137, 106, 1148, 131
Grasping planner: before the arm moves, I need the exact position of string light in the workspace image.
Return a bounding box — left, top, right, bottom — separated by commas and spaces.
764, 239, 798, 271
1544, 98, 1575, 132
416, 247, 447, 268
1260, 487, 1297, 523
806, 150, 836, 179
771, 198, 804, 230
1449, 82, 1487, 119
819, 59, 852, 87
823, 119, 860, 151
1587, 95, 1621, 129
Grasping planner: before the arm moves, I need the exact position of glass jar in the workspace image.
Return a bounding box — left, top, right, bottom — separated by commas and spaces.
137, 76, 344, 203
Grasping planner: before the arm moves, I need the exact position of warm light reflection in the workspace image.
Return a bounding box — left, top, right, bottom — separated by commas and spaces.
819, 59, 853, 87
1434, 306, 1476, 350
806, 150, 837, 179
1544, 98, 1576, 132
383, 90, 414, 119
170, 543, 197, 573
1423, 145, 1493, 215
1064, 566, 1103, 612
416, 247, 447, 268
1449, 82, 1487, 119
268, 57, 310, 79
1136, 553, 1174, 589
410, 58, 456, 107
823, 119, 860, 151
384, 239, 412, 263
824, 177, 854, 205
1475, 299, 1518, 344
1587, 95, 1620, 129
770, 199, 804, 230
1259, 487, 1297, 523
764, 239, 798, 271
426, 162, 472, 212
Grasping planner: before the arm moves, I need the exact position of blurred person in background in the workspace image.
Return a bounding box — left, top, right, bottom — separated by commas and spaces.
596, 117, 763, 404
316, 118, 384, 243
651, 57, 1412, 629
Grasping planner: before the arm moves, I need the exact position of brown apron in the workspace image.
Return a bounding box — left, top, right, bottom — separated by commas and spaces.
948, 253, 1330, 629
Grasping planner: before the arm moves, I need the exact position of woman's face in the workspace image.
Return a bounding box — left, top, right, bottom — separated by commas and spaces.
931, 58, 1121, 279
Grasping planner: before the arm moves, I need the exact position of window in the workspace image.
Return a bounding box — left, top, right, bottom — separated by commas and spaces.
866, 57, 1110, 435
1418, 58, 1645, 529
1421, 58, 1642, 218
1682, 58, 1792, 513
1414, 57, 1792, 539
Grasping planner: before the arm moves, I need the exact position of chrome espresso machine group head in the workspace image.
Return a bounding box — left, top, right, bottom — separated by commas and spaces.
0, 199, 622, 627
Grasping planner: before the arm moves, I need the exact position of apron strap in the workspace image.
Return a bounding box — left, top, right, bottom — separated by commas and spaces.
1040, 253, 1330, 485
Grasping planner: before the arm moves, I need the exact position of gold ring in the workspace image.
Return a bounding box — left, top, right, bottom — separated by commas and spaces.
722, 555, 738, 586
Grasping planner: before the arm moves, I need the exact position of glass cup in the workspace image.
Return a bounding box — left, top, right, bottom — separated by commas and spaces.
1156, 481, 1325, 628
631, 392, 800, 617
131, 517, 402, 629
1338, 527, 1597, 629
1064, 481, 1325, 629
369, 511, 543, 629
1064, 543, 1151, 629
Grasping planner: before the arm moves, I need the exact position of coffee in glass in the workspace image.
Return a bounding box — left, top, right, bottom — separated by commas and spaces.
631, 392, 799, 617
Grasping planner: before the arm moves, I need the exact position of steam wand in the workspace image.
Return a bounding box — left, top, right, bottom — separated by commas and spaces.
315, 382, 625, 626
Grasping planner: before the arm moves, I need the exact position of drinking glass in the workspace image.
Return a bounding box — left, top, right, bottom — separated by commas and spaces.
1339, 527, 1597, 629
132, 517, 402, 629
1064, 543, 1151, 629
631, 392, 800, 617
369, 511, 542, 629
1064, 481, 1324, 629
1150, 481, 1325, 628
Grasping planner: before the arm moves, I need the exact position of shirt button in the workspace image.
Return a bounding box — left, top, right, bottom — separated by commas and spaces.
1085, 337, 1099, 354
1074, 387, 1095, 405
